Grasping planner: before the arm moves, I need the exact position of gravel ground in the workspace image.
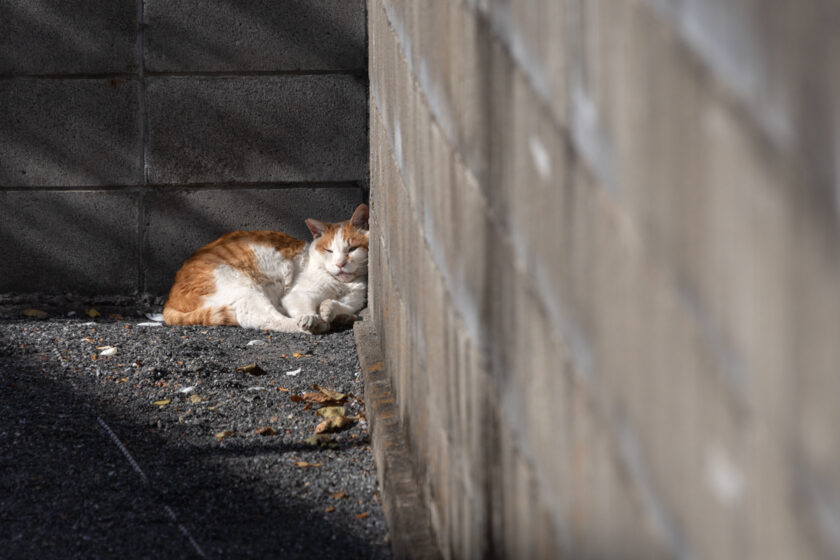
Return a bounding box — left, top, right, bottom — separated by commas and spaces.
0, 296, 390, 559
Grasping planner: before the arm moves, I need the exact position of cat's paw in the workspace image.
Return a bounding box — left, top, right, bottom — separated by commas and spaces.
297, 314, 328, 334
319, 299, 338, 323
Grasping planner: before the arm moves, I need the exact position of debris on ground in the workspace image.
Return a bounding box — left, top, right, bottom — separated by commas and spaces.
0, 298, 389, 559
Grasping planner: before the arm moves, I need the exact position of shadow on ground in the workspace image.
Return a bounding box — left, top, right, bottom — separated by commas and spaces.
0, 318, 389, 559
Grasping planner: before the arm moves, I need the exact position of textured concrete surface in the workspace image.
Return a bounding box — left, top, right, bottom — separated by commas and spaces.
0, 311, 389, 558
0, 2, 368, 296
0, 79, 142, 187
145, 0, 366, 72
142, 186, 364, 293
368, 0, 840, 558
0, 191, 139, 295
354, 313, 441, 560
145, 75, 368, 185
0, 0, 139, 75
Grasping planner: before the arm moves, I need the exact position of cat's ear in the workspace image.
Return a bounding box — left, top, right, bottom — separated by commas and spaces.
350, 204, 369, 230
305, 218, 328, 239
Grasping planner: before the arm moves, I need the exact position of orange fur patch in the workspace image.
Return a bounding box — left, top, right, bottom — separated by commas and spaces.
163, 231, 305, 326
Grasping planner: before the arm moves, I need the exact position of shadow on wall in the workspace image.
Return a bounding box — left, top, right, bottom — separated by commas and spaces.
144, 0, 365, 72
0, 0, 368, 297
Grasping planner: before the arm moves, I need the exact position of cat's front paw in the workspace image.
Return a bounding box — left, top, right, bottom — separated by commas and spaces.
297, 314, 328, 334
319, 299, 338, 323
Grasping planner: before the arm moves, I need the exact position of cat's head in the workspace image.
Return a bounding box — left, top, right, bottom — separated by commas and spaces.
305, 204, 369, 282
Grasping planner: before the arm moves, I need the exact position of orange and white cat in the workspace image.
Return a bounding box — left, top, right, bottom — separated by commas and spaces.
163, 204, 369, 333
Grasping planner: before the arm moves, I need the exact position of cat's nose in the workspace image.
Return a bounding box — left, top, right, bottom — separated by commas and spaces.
336, 257, 348, 268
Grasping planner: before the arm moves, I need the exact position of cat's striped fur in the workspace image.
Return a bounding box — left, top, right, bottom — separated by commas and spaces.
163, 204, 369, 333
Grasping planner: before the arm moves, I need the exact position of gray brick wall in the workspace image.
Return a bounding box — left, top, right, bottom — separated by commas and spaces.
0, 0, 367, 295
368, 0, 840, 558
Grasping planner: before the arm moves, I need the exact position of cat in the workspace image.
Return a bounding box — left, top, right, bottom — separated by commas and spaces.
162, 204, 369, 333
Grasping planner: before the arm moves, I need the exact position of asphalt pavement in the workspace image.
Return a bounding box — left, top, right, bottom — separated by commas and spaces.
0, 296, 390, 559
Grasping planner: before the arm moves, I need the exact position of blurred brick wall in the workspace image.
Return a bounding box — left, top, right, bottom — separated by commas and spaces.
0, 0, 367, 295
368, 0, 840, 558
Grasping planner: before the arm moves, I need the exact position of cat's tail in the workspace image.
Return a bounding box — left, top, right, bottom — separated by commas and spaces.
163, 305, 237, 326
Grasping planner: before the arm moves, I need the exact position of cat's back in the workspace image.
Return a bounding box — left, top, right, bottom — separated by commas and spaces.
164, 230, 306, 321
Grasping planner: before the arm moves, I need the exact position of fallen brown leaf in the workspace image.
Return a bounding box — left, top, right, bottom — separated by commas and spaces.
189, 394, 202, 403
316, 406, 346, 419
312, 385, 347, 401
153, 398, 171, 407
255, 426, 275, 436
324, 506, 336, 513
215, 430, 234, 441
329, 491, 347, 500
305, 434, 334, 446
314, 418, 331, 434
302, 392, 334, 404
235, 363, 267, 376
293, 461, 323, 468
315, 415, 355, 434
355, 512, 370, 519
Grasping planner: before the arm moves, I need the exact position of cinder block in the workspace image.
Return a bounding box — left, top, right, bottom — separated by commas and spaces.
145, 75, 368, 184
0, 79, 142, 187
145, 0, 365, 72
0, 190, 139, 294
142, 185, 363, 294
0, 0, 139, 74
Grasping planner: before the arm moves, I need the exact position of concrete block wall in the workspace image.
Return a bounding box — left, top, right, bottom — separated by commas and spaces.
0, 0, 367, 295
368, 0, 840, 558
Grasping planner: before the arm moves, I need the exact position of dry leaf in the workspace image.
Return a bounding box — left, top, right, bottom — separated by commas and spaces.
324, 506, 335, 513
269, 416, 279, 423
315, 414, 354, 434
189, 394, 202, 403
99, 346, 117, 357
355, 512, 370, 519
290, 395, 304, 403
292, 352, 304, 358
313, 385, 347, 401
255, 426, 275, 436
276, 387, 290, 392
153, 398, 171, 406
235, 363, 267, 376
85, 308, 101, 318
23, 309, 48, 319
81, 337, 95, 344
314, 418, 331, 434
293, 461, 323, 468
304, 434, 334, 446
329, 491, 347, 500
215, 430, 234, 441
108, 313, 124, 320
316, 406, 346, 419
301, 392, 334, 404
